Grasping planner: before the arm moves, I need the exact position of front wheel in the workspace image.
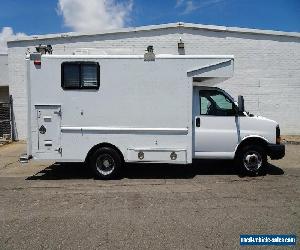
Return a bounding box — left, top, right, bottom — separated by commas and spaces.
236, 145, 267, 175
90, 147, 123, 179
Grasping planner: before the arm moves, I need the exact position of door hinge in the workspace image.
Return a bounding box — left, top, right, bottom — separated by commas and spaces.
55, 147, 62, 154
54, 109, 62, 117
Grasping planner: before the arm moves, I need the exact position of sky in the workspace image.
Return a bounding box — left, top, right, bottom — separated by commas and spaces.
0, 0, 299, 53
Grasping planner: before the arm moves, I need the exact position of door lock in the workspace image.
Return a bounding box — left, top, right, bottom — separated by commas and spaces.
55, 147, 62, 154
39, 125, 46, 134
54, 109, 61, 116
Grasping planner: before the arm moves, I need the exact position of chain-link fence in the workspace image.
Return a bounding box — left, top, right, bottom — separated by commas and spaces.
0, 97, 12, 140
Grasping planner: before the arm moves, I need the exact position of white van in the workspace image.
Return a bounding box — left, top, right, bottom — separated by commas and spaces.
26, 50, 285, 178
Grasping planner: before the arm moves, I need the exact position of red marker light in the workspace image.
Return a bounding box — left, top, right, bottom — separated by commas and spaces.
34, 60, 41, 65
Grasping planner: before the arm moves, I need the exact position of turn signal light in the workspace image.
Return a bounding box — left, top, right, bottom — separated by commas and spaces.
276, 136, 281, 144
276, 125, 281, 144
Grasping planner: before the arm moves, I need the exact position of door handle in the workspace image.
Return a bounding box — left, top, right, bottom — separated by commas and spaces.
196, 117, 200, 127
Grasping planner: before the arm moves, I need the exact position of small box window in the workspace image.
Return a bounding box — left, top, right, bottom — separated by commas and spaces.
61, 62, 100, 89
63, 64, 80, 88
81, 64, 98, 88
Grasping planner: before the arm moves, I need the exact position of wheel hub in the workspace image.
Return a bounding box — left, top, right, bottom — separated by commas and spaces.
243, 151, 262, 172
246, 154, 258, 165
103, 160, 110, 168
96, 154, 115, 176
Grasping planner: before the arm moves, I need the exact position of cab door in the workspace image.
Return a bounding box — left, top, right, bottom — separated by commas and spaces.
193, 87, 239, 159
36, 105, 62, 158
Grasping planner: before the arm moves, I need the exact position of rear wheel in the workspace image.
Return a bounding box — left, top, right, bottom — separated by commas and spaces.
236, 144, 267, 175
90, 147, 123, 179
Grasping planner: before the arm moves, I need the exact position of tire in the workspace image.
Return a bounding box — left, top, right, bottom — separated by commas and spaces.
89, 147, 123, 179
236, 144, 267, 176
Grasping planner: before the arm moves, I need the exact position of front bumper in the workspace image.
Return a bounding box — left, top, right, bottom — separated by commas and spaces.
267, 143, 285, 160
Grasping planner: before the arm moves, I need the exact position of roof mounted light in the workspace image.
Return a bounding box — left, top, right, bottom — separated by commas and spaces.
144, 45, 155, 61
35, 44, 53, 54
178, 37, 185, 49
146, 45, 154, 53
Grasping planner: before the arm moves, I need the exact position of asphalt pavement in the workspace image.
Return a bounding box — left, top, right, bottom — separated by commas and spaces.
0, 142, 299, 249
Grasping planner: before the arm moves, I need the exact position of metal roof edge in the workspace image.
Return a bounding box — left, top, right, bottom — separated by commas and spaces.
7, 22, 300, 44
7, 23, 181, 43
42, 54, 234, 59
187, 59, 233, 75
183, 22, 300, 38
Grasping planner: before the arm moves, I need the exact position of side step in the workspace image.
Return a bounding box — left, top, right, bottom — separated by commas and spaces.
19, 154, 32, 164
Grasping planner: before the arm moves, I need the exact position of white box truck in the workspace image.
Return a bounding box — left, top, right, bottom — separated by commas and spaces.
26, 49, 285, 179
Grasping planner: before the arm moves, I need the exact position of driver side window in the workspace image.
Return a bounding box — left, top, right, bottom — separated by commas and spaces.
199, 90, 236, 116
200, 96, 212, 115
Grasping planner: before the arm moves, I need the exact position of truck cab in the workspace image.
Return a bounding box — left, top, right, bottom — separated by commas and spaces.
193, 86, 285, 174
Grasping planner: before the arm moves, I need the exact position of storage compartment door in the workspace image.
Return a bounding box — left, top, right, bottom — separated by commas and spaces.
36, 105, 61, 157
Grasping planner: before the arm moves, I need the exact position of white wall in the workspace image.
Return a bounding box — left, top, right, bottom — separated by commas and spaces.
0, 54, 8, 86
0, 54, 9, 103
7, 27, 300, 139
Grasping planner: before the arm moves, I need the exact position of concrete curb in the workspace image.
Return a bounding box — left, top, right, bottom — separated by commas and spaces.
282, 140, 300, 145
282, 136, 300, 145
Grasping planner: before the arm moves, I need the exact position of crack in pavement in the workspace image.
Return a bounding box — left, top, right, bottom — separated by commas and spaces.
0, 160, 20, 170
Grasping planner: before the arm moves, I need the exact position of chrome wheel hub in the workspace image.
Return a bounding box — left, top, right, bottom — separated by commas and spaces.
243, 151, 262, 172
96, 154, 115, 176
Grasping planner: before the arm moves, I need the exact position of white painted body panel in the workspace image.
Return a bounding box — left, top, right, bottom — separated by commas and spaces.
193, 115, 277, 159
238, 116, 278, 144
27, 54, 234, 164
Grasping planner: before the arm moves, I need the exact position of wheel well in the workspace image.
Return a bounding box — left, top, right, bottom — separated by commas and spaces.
85, 143, 124, 164
235, 137, 268, 158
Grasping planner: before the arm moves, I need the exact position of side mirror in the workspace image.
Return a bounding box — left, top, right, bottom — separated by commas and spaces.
238, 95, 245, 113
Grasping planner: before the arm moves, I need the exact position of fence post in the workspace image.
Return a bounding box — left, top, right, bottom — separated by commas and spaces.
10, 95, 16, 141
